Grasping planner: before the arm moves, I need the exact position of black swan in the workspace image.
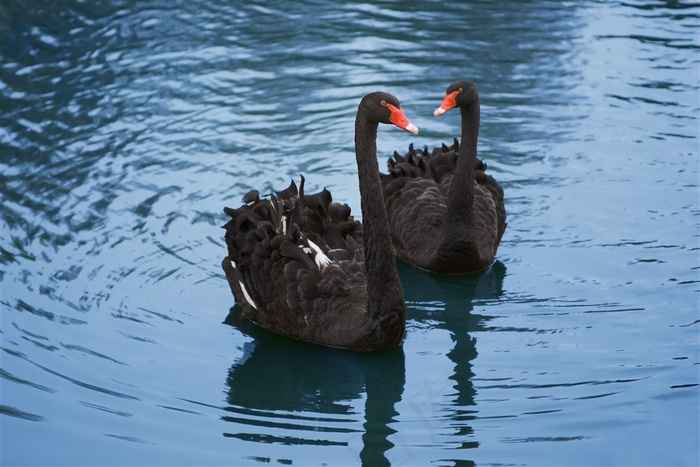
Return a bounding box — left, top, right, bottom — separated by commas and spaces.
381, 80, 506, 274
222, 92, 419, 351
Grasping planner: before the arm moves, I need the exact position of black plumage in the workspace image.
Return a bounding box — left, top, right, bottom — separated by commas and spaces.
222, 92, 419, 351
382, 80, 507, 274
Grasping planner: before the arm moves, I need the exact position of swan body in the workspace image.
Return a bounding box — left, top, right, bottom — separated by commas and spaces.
222, 92, 418, 351
382, 81, 506, 274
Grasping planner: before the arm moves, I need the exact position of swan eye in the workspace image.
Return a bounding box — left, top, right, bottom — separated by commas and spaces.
380, 99, 388, 107
458, 88, 464, 94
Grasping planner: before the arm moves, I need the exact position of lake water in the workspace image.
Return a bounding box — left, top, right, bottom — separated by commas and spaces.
2, 1, 699, 465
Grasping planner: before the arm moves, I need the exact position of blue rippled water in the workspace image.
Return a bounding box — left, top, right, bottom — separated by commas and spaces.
2, 1, 698, 465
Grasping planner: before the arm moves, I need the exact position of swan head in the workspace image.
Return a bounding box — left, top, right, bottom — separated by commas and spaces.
361, 92, 419, 135
434, 80, 478, 116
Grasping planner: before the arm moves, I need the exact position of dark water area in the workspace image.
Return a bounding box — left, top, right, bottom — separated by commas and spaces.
1, 0, 699, 465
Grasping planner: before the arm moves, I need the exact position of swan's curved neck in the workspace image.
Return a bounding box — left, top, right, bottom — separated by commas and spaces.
446, 98, 480, 230
355, 115, 405, 325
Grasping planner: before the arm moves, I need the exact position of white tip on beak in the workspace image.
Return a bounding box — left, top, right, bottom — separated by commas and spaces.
406, 123, 419, 135
434, 107, 447, 117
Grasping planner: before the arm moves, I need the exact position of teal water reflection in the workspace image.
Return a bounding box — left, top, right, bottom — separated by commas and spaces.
223, 260, 505, 465
225, 315, 405, 466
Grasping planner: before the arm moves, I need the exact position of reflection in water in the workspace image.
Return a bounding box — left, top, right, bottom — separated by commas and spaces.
221, 261, 506, 464
400, 260, 506, 454
224, 311, 406, 466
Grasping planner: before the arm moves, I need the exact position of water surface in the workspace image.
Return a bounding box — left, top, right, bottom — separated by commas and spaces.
2, 1, 699, 465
